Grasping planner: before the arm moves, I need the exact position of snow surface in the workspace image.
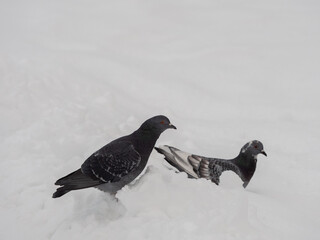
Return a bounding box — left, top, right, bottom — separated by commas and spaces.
1, 0, 320, 239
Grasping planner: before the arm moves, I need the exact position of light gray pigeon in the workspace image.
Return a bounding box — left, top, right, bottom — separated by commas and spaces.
155, 140, 267, 188
53, 115, 176, 198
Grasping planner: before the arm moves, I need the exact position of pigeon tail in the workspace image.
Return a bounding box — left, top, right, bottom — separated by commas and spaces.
52, 187, 71, 198
155, 146, 199, 178
53, 169, 101, 198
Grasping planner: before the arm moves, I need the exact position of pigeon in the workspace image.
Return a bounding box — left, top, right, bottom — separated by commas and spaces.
53, 115, 176, 198
155, 140, 267, 188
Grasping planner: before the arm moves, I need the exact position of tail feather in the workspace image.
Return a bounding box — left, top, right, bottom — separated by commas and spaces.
53, 169, 101, 198
52, 187, 71, 198
155, 146, 199, 179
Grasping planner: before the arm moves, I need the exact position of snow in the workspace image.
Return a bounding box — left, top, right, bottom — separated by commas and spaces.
1, 0, 320, 239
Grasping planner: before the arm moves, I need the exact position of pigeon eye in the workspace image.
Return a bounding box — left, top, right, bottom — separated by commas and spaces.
160, 121, 165, 124
254, 145, 258, 149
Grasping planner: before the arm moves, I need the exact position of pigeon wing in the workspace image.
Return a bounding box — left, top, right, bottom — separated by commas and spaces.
189, 155, 243, 185
81, 142, 141, 183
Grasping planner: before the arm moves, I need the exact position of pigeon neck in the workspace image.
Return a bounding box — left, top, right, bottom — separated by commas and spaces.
234, 152, 257, 167
233, 153, 257, 181
132, 129, 161, 154
135, 126, 162, 138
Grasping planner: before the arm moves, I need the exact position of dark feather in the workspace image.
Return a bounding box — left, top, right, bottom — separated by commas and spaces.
81, 142, 141, 183
53, 169, 101, 198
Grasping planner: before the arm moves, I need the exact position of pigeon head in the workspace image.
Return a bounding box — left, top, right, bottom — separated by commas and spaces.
140, 115, 177, 133
240, 140, 267, 158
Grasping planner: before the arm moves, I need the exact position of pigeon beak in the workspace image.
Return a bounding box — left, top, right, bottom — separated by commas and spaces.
261, 150, 267, 157
168, 123, 177, 129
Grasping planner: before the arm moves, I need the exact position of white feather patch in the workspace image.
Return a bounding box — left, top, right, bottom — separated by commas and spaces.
159, 145, 199, 179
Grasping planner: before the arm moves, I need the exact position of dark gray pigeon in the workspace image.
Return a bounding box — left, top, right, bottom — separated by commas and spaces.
53, 115, 176, 198
155, 140, 267, 188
